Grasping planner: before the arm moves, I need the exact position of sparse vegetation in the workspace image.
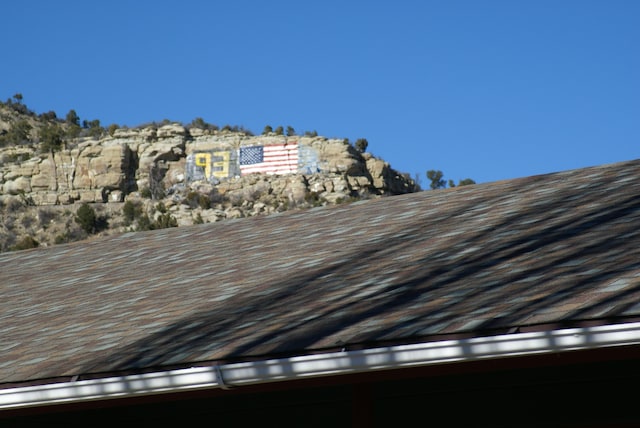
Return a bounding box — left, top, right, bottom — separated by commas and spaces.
153, 212, 178, 229
123, 201, 179, 232
427, 170, 475, 190
3, 93, 32, 115
189, 117, 218, 131
54, 231, 76, 245
39, 111, 57, 121
355, 138, 368, 153
0, 93, 421, 252
108, 123, 119, 136
449, 178, 476, 187
0, 151, 30, 165
82, 119, 104, 139
0, 119, 32, 146
155, 202, 167, 214
427, 170, 446, 190
10, 235, 39, 251
20, 214, 35, 229
4, 197, 24, 212
75, 203, 108, 234
122, 200, 143, 226
65, 109, 80, 127
39, 123, 64, 153
193, 212, 205, 224
134, 211, 178, 231
183, 191, 211, 209
140, 187, 153, 199
304, 191, 323, 207
75, 203, 97, 234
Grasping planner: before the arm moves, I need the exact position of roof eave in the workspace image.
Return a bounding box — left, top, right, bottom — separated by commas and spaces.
3, 321, 640, 411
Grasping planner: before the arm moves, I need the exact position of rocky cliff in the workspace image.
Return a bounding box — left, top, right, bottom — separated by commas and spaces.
0, 108, 419, 251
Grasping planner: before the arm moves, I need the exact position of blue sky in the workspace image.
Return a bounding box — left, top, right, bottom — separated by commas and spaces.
3, 1, 638, 186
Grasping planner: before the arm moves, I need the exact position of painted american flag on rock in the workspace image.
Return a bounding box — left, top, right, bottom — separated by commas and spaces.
239, 142, 299, 175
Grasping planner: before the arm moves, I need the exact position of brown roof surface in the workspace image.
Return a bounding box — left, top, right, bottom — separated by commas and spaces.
2, 159, 640, 387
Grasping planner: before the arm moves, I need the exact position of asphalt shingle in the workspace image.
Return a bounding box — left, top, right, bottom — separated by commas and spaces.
1, 158, 640, 387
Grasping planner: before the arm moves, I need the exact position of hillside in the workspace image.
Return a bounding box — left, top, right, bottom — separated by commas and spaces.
0, 97, 419, 252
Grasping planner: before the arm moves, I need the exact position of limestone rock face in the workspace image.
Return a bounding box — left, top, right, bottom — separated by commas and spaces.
0, 124, 424, 250
365, 154, 415, 194
2, 176, 31, 195
0, 127, 419, 228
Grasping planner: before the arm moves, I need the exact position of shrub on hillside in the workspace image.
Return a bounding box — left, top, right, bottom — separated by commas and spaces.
183, 191, 211, 209
355, 138, 368, 153
0, 120, 32, 146
135, 212, 178, 231
39, 123, 64, 153
10, 235, 39, 251
75, 203, 108, 234
122, 200, 143, 225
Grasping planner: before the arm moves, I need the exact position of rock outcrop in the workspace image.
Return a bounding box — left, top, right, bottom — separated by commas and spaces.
1, 124, 417, 206
0, 122, 419, 250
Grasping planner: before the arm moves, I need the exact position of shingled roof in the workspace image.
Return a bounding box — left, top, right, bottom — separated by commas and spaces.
2, 159, 640, 400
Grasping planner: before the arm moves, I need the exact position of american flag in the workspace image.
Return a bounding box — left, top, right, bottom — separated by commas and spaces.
239, 143, 299, 175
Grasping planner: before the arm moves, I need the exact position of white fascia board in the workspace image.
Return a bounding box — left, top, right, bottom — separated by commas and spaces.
2, 321, 640, 411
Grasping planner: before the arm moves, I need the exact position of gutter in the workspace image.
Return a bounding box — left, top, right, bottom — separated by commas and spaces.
2, 321, 640, 411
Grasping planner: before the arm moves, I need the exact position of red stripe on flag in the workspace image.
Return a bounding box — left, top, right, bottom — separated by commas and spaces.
240, 143, 299, 175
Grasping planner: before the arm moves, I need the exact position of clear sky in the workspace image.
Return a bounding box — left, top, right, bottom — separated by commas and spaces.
3, 1, 638, 186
